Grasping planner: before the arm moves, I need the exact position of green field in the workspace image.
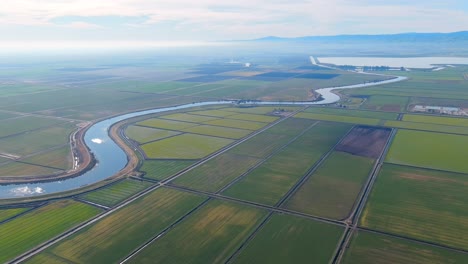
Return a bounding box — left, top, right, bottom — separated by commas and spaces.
0, 123, 76, 156
204, 118, 265, 130
222, 106, 300, 114
360, 164, 468, 250
140, 160, 195, 181
20, 146, 71, 170
79, 179, 152, 207
403, 114, 468, 127
182, 124, 252, 139
0, 116, 63, 138
128, 200, 267, 264
305, 107, 398, 120
136, 118, 198, 131
223, 122, 351, 205
125, 126, 181, 143
191, 109, 238, 117
362, 95, 409, 112
343, 231, 468, 264
228, 118, 317, 158
172, 153, 261, 192
228, 113, 279, 123
295, 112, 381, 126
141, 134, 233, 159
232, 214, 344, 264
29, 188, 206, 264
285, 151, 374, 220
384, 120, 468, 135
386, 130, 468, 173
161, 113, 219, 123
0, 161, 58, 177
0, 200, 101, 263
0, 207, 29, 222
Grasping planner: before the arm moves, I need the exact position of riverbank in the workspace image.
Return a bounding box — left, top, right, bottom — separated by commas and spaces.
0, 72, 408, 199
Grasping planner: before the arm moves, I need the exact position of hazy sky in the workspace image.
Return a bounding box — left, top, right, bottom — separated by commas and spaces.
1, 0, 467, 43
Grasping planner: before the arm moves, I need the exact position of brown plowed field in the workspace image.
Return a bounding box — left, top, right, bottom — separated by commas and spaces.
335, 126, 391, 159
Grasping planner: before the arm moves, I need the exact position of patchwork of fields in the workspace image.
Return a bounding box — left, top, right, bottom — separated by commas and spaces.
2, 62, 468, 263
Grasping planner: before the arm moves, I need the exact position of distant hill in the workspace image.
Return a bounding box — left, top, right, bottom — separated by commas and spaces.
249, 31, 468, 43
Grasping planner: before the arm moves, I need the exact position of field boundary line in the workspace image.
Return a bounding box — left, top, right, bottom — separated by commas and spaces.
9, 107, 303, 263
383, 161, 468, 176
73, 197, 110, 210
275, 124, 356, 208
166, 184, 345, 227
224, 212, 274, 264
216, 120, 320, 194
0, 204, 46, 226
119, 197, 212, 263
357, 227, 468, 255
332, 128, 397, 264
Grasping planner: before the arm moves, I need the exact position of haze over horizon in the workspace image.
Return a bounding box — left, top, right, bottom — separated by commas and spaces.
1, 0, 467, 48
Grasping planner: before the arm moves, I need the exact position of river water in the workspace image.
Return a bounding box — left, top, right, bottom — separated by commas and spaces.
0, 75, 406, 199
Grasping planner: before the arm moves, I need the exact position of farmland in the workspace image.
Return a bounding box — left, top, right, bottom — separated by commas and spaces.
284, 151, 374, 219
360, 164, 468, 250
28, 188, 206, 263
79, 179, 153, 207
232, 214, 344, 264
139, 160, 195, 181
386, 130, 468, 173
343, 231, 468, 264
223, 122, 351, 205
1, 53, 468, 264
127, 200, 267, 264
295, 112, 381, 126
141, 134, 233, 159
0, 200, 101, 263
125, 126, 181, 144
0, 207, 29, 222
171, 153, 261, 192
305, 107, 398, 120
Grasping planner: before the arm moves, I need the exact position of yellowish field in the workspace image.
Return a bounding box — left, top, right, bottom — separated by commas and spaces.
182, 125, 251, 139
204, 119, 266, 130
136, 118, 197, 131
141, 134, 233, 159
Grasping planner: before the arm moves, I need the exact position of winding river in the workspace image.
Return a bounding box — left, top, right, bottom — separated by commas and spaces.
0, 75, 407, 199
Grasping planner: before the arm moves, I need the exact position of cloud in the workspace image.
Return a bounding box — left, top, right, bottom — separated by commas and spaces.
0, 0, 466, 41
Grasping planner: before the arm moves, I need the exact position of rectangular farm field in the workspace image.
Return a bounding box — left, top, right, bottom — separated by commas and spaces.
223, 122, 351, 206
342, 231, 468, 264
227, 113, 279, 123
171, 153, 261, 192
140, 160, 195, 181
28, 188, 206, 264
160, 113, 219, 123
403, 114, 468, 127
204, 118, 266, 130
385, 129, 468, 173
0, 200, 101, 263
141, 134, 233, 159
305, 107, 398, 120
0, 207, 29, 222
362, 95, 409, 112
182, 125, 252, 139
284, 151, 374, 220
79, 179, 152, 207
127, 200, 267, 264
125, 126, 181, 144
136, 118, 197, 131
232, 214, 344, 264
360, 164, 468, 250
295, 112, 380, 126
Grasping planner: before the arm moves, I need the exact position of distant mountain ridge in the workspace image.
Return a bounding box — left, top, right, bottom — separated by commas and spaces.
249, 31, 468, 42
